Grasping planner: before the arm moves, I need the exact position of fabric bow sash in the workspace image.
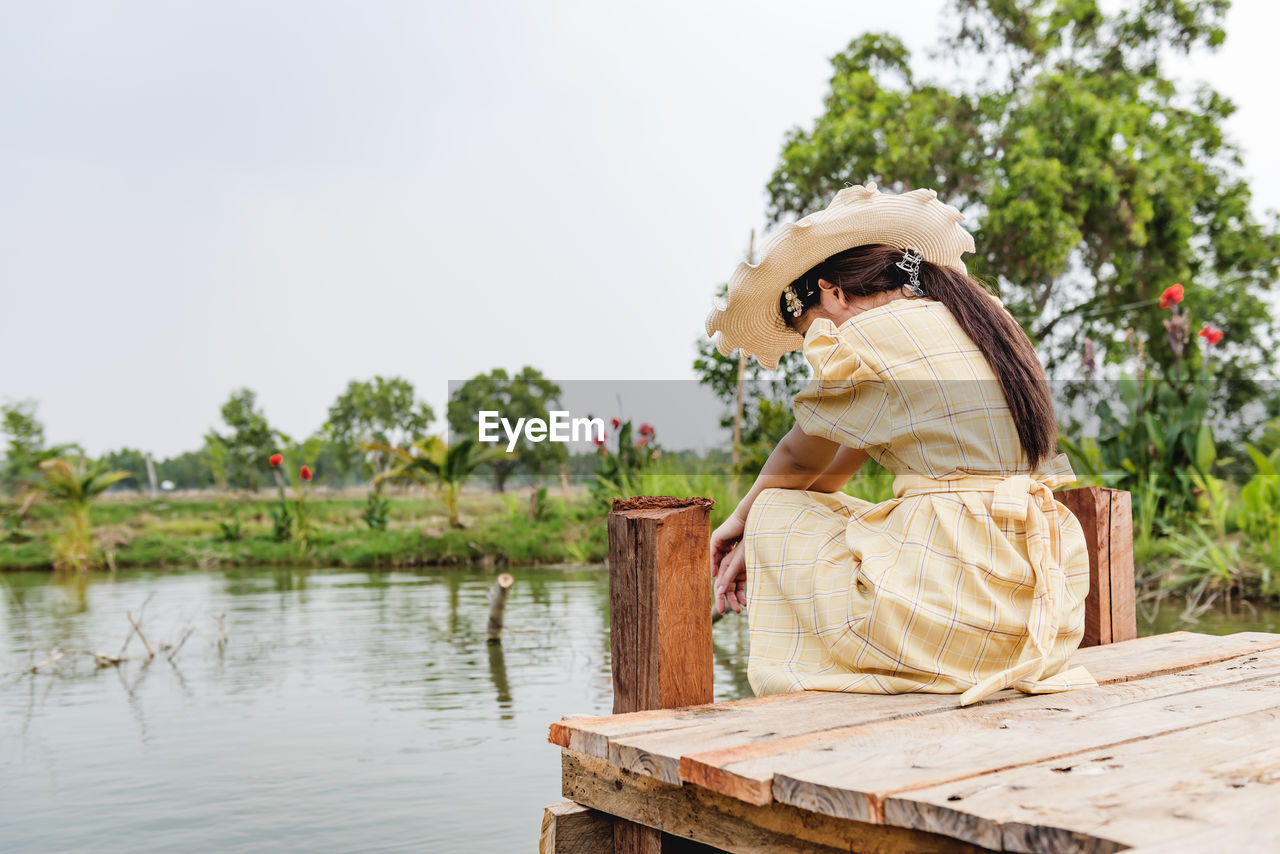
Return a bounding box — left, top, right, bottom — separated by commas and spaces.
893, 454, 1098, 706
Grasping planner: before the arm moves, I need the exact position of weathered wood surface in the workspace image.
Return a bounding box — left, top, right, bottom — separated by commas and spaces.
562, 749, 997, 854
554, 632, 1280, 852
770, 651, 1280, 822
1121, 813, 1280, 854
1056, 486, 1137, 647
551, 631, 1280, 797
886, 705, 1280, 852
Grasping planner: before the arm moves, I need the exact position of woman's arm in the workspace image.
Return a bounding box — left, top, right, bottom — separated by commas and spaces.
806, 445, 870, 494
732, 425, 860, 524
711, 425, 864, 613
730, 423, 841, 524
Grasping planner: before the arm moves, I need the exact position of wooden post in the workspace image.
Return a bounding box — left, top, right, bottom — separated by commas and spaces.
1057, 486, 1137, 647
608, 496, 714, 714
540, 801, 615, 854
607, 496, 715, 854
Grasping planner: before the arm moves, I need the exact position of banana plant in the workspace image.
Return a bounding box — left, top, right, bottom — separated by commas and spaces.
368, 437, 502, 527
25, 457, 132, 571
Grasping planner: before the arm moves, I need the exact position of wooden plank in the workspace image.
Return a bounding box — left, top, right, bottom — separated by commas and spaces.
1065, 630, 1280, 684
616, 691, 952, 785
561, 749, 997, 854
885, 705, 1280, 852
676, 633, 1280, 804
540, 801, 615, 854
690, 646, 1280, 807
1121, 813, 1280, 854
1057, 486, 1136, 646
624, 633, 1241, 785
768, 655, 1280, 824
553, 632, 1280, 759
548, 691, 825, 754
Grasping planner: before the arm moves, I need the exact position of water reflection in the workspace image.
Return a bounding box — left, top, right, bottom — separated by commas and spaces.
0, 566, 758, 851
487, 640, 513, 714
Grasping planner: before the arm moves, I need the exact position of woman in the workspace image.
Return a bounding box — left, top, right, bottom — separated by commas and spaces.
704, 183, 1095, 707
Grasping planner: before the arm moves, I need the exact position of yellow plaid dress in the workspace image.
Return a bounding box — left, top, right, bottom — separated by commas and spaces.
744, 299, 1097, 706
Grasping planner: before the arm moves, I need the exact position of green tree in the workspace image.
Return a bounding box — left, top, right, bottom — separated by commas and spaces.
156, 448, 218, 490
447, 367, 566, 492
324, 376, 435, 480
764, 1, 1279, 413
99, 448, 150, 492
203, 389, 283, 491
1, 400, 78, 494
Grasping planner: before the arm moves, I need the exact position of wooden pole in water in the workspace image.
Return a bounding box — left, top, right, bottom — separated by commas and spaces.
607, 496, 714, 854
486, 573, 515, 644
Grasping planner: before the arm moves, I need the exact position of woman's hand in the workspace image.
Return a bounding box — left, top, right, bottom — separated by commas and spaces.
710, 513, 748, 615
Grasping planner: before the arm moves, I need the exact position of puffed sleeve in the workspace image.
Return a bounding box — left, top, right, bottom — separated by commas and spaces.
792, 317, 892, 449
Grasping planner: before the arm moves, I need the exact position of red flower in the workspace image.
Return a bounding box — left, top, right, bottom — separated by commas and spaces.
611, 418, 620, 429
299, 465, 313, 482
1198, 324, 1224, 346
638, 422, 654, 437
1159, 284, 1184, 309
593, 436, 605, 447
636, 436, 650, 447
269, 453, 283, 468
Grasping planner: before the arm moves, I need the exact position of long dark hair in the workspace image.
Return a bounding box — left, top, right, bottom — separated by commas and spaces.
780, 244, 1058, 469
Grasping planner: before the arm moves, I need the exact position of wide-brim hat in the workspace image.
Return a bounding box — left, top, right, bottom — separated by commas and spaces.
705, 182, 975, 369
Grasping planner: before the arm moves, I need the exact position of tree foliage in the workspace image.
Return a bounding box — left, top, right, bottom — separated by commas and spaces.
203, 389, 284, 491
99, 448, 150, 492
155, 448, 218, 490
324, 376, 435, 478
765, 0, 1279, 408
1, 400, 78, 494
447, 367, 566, 491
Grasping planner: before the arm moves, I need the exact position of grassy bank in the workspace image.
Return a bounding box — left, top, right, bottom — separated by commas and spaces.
1, 488, 610, 570
7, 475, 1279, 608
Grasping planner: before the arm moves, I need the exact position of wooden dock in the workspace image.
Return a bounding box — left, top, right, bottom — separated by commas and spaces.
541, 493, 1280, 853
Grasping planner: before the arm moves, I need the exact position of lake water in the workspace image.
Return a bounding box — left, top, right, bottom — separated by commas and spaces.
2, 567, 1276, 852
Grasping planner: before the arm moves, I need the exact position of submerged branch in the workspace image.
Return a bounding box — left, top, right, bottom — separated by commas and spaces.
28, 647, 124, 672
127, 611, 155, 659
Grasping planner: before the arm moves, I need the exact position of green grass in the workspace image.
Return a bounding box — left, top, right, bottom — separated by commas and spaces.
1, 491, 607, 571
8, 476, 1278, 603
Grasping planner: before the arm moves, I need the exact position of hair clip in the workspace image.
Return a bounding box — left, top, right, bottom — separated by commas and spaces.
897, 248, 924, 296
783, 284, 804, 317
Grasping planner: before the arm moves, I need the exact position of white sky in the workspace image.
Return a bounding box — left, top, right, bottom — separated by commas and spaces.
2, 1, 1277, 457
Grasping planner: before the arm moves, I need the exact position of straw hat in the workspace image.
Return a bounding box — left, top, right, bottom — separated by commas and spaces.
705, 182, 975, 369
